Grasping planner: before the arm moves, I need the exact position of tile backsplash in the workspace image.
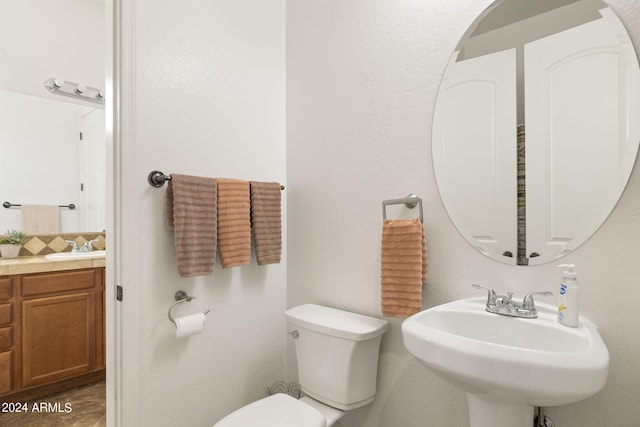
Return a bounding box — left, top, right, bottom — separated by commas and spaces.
0, 232, 106, 257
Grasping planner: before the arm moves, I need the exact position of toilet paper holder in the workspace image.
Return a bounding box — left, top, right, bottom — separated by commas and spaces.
168, 290, 210, 327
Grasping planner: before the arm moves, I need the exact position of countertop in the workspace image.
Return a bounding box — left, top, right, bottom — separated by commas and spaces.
0, 255, 106, 275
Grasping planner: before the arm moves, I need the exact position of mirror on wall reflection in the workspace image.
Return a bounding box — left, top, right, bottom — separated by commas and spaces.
0, 0, 107, 424
0, 89, 106, 233
432, 0, 640, 265
0, 0, 106, 235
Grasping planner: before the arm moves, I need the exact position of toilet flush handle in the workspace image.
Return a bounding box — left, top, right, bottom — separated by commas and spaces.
289, 330, 299, 339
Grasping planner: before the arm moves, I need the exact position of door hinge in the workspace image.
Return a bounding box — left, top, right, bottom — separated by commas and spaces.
116, 285, 123, 301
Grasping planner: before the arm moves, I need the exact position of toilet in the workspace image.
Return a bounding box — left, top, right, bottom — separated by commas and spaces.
214, 304, 390, 427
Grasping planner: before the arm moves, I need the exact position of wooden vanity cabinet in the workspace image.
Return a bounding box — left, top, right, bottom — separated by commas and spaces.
0, 267, 105, 401
0, 277, 15, 396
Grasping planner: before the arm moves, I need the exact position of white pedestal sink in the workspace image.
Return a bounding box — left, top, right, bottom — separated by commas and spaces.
401, 297, 609, 427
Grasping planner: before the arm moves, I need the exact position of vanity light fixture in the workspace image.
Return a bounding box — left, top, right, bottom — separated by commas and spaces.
44, 77, 105, 105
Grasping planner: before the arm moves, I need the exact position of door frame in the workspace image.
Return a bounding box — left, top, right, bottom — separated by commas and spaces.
106, 0, 141, 425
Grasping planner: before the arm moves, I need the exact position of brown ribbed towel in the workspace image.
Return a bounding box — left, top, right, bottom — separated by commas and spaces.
381, 218, 427, 318
217, 178, 251, 267
166, 174, 218, 277
250, 181, 282, 265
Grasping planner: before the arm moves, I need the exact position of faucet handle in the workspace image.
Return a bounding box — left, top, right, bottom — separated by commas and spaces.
472, 284, 497, 305
64, 240, 79, 252
522, 291, 553, 310
81, 239, 99, 251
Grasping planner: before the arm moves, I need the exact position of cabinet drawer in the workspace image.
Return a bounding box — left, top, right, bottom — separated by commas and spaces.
0, 350, 12, 395
0, 327, 12, 351
22, 270, 96, 297
0, 304, 12, 326
0, 278, 12, 300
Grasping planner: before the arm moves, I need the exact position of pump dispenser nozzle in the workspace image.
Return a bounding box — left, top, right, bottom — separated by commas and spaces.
558, 264, 577, 279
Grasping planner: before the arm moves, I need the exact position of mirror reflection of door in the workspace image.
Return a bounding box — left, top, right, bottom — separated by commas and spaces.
432, 0, 640, 265
79, 108, 106, 232
525, 8, 640, 263
433, 49, 517, 262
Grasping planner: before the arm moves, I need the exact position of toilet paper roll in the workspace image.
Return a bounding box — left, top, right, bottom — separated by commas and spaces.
175, 312, 206, 338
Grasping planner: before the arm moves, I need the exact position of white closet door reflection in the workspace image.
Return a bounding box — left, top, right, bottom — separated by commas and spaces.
525, 9, 640, 264
79, 108, 106, 232
433, 48, 517, 263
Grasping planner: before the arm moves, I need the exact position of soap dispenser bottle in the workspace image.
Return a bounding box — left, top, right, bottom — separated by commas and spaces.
557, 264, 579, 327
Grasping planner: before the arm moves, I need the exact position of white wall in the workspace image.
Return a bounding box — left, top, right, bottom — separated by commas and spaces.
0, 0, 105, 98
286, 0, 640, 426
118, 0, 286, 425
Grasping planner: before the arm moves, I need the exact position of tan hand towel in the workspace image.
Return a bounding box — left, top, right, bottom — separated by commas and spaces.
381, 218, 427, 318
166, 174, 218, 277
217, 178, 251, 268
250, 181, 282, 265
21, 204, 60, 233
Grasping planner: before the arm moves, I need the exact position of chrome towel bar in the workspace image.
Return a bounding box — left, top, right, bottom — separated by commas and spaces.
382, 194, 423, 223
3, 201, 76, 210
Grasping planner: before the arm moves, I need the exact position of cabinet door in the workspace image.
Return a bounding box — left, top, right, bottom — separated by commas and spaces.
22, 292, 95, 388
0, 351, 12, 395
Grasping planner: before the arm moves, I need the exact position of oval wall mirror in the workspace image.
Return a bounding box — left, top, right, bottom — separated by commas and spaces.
432, 0, 640, 265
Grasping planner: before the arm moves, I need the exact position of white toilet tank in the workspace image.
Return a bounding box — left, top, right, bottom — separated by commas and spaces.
285, 304, 389, 411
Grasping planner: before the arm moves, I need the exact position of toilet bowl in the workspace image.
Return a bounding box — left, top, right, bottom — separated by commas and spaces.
213, 304, 389, 427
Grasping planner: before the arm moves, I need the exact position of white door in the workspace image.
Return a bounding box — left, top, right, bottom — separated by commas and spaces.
79, 108, 106, 232
433, 48, 518, 263
525, 9, 638, 264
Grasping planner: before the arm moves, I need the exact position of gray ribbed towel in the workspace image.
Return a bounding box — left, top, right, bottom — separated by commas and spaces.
166, 174, 218, 277
217, 178, 251, 268
250, 181, 282, 265
381, 218, 427, 318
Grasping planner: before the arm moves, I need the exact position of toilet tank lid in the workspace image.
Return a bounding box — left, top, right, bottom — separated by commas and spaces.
285, 304, 389, 341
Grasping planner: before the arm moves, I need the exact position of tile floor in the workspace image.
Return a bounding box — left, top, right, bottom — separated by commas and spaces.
0, 380, 105, 426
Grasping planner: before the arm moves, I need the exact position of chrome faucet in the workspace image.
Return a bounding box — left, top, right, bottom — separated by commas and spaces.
79, 239, 99, 252
472, 284, 552, 319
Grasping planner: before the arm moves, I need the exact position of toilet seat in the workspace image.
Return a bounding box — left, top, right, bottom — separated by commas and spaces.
213, 393, 326, 427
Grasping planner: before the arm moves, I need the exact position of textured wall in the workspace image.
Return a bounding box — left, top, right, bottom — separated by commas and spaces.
287, 0, 640, 426
123, 0, 287, 425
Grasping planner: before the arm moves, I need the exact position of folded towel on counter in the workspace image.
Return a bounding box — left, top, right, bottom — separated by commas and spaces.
166, 174, 218, 277
381, 218, 427, 318
250, 181, 282, 265
217, 178, 251, 267
21, 204, 60, 233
